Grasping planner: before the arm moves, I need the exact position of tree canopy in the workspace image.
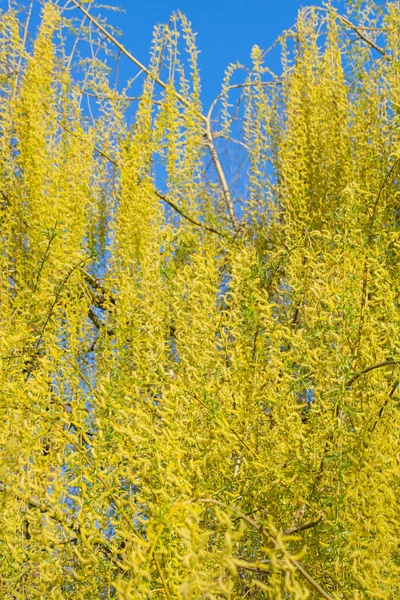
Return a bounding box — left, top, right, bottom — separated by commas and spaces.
0, 1, 399, 598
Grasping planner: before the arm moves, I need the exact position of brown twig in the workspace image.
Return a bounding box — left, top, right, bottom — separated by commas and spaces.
345, 360, 399, 387
197, 498, 335, 600
153, 189, 227, 237
283, 514, 323, 536
370, 377, 399, 432
337, 14, 389, 59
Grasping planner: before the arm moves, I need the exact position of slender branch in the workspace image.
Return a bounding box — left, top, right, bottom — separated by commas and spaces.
283, 514, 323, 536
80, 89, 142, 103
32, 224, 59, 295
154, 557, 172, 600
69, 0, 206, 123
337, 14, 389, 59
368, 159, 400, 244
203, 81, 281, 228
153, 189, 227, 236
13, 0, 34, 96
205, 110, 237, 227
236, 557, 348, 598
77, 15, 241, 230
370, 377, 399, 432
47, 5, 232, 234
88, 307, 114, 336
354, 160, 399, 360
353, 259, 368, 360
197, 499, 335, 600
48, 108, 227, 236
188, 391, 257, 458
345, 360, 399, 387
36, 257, 91, 348
81, 268, 117, 308
48, 104, 118, 166
0, 481, 126, 570
0, 482, 50, 514
66, 6, 91, 69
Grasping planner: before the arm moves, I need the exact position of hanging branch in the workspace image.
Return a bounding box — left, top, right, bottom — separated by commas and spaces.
370, 377, 399, 432
0, 481, 127, 570
337, 13, 389, 59
345, 359, 399, 387
354, 160, 400, 360
197, 498, 335, 600
69, 0, 206, 122
69, 0, 237, 230
154, 189, 228, 237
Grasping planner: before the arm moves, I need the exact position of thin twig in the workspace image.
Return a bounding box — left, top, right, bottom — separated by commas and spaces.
80, 89, 142, 102
283, 514, 323, 536
154, 189, 227, 237
205, 109, 237, 227
69, 0, 206, 123
197, 498, 335, 600
337, 14, 389, 59
370, 377, 399, 432
154, 557, 172, 600
345, 360, 399, 387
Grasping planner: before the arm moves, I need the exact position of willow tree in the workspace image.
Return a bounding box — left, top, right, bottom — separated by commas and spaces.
0, 0, 399, 598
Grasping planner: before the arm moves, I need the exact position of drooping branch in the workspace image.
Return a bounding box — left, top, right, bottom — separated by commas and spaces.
69, 0, 237, 230
337, 13, 389, 59
53, 116, 228, 236
197, 498, 335, 600
0, 481, 127, 570
345, 360, 399, 387
69, 0, 206, 123
370, 377, 399, 432
354, 160, 400, 359
154, 189, 228, 237
283, 514, 323, 536
235, 558, 348, 598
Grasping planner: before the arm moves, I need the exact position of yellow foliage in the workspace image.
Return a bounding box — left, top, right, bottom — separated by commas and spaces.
0, 1, 399, 599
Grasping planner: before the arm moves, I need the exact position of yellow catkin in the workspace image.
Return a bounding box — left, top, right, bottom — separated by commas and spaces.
0, 2, 399, 599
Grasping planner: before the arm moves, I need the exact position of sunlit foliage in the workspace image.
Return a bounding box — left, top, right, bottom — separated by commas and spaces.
0, 1, 399, 598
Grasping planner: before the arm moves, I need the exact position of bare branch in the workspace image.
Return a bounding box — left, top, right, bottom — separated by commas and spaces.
337, 14, 389, 59
205, 111, 237, 227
